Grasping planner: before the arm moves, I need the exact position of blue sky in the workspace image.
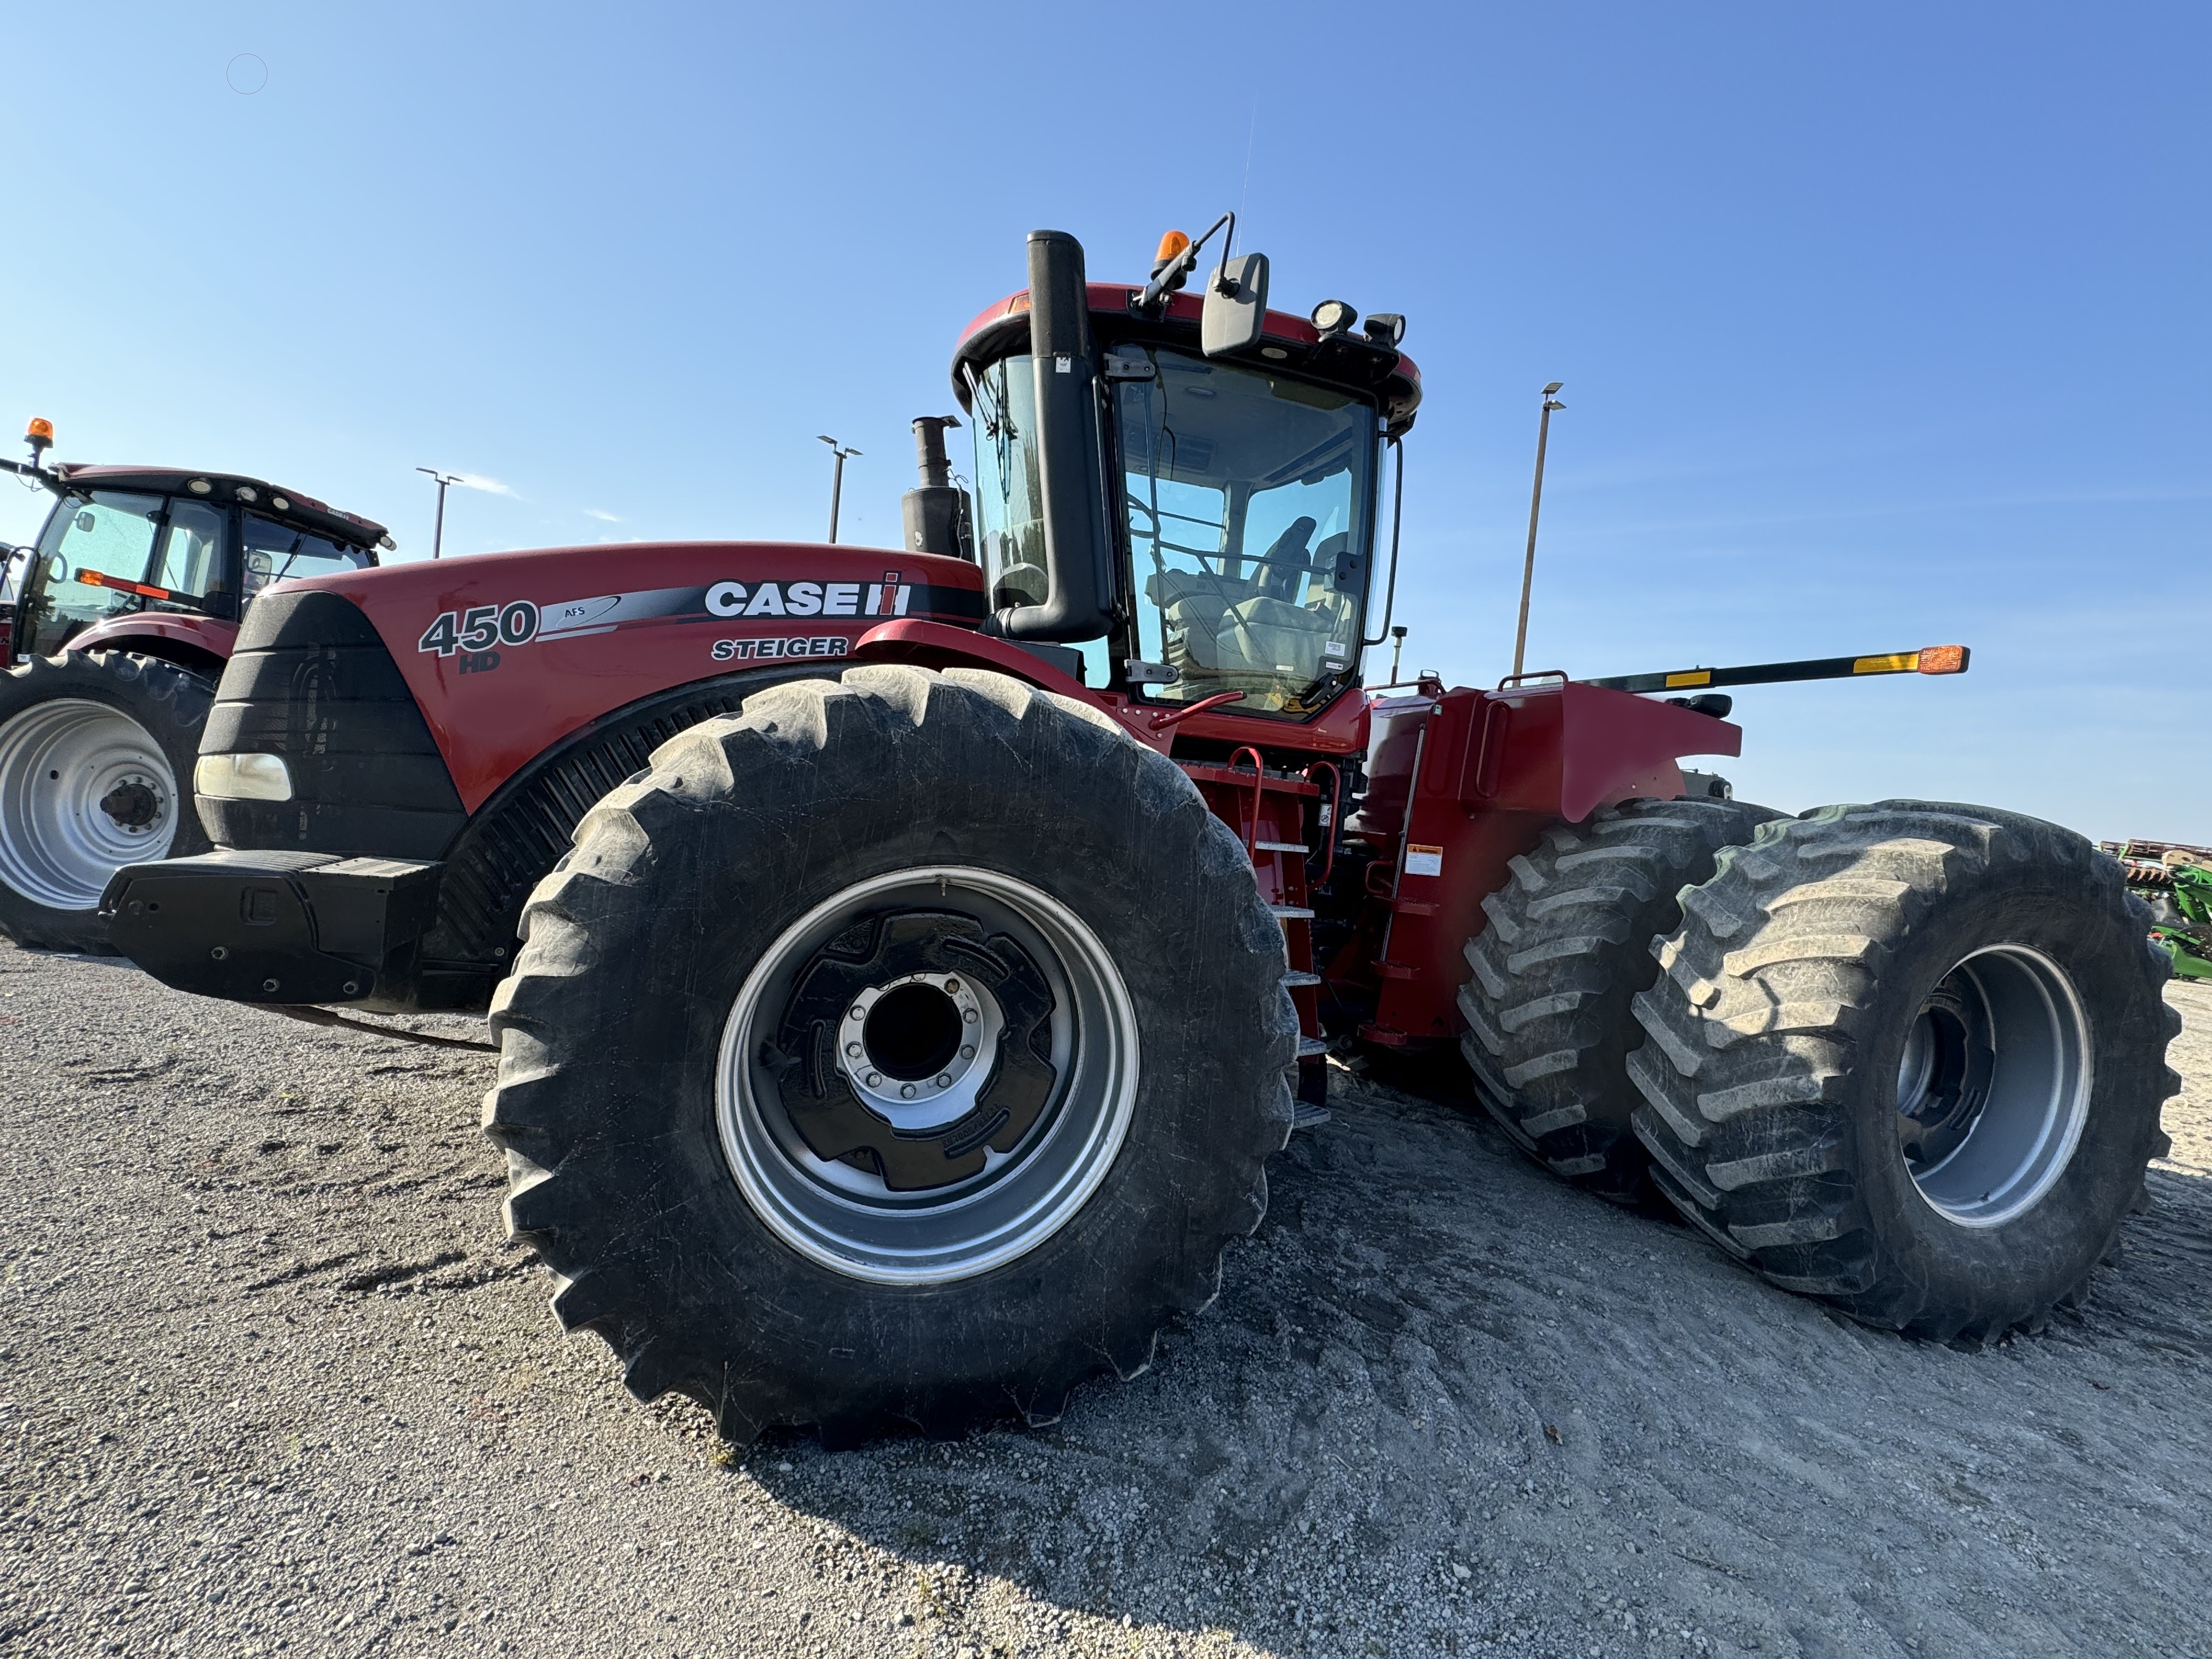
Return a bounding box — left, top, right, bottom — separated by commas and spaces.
4, 3, 2205, 839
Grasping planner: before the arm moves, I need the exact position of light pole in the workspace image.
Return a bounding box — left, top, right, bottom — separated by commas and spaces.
1509, 382, 1565, 681
817, 436, 861, 543
416, 467, 461, 560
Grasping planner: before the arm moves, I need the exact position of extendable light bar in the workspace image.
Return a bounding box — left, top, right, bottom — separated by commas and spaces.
1586, 644, 1969, 695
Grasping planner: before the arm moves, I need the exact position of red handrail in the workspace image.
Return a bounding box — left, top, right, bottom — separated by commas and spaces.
1148, 690, 1246, 731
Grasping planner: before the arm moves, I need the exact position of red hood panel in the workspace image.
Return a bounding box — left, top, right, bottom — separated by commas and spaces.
288, 541, 986, 811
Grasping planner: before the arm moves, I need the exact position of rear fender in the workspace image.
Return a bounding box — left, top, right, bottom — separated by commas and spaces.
1352, 679, 1742, 1046
63, 614, 236, 676
1435, 680, 1740, 823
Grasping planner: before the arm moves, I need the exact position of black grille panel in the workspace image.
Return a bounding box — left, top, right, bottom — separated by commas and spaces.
200, 589, 466, 859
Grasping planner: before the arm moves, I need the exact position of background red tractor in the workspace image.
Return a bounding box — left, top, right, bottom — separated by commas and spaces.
0, 422, 386, 951
103, 224, 2177, 1445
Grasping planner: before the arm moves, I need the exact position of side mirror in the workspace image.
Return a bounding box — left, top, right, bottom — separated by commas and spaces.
1201, 252, 1269, 357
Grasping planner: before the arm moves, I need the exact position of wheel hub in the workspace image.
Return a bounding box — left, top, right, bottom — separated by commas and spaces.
1894, 945, 2092, 1228
770, 910, 1057, 1192
837, 970, 1002, 1130
98, 776, 165, 832
716, 866, 1140, 1284
1894, 985, 1995, 1167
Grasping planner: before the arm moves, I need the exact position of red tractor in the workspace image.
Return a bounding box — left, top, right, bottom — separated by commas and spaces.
103, 225, 2177, 1445
1, 422, 387, 951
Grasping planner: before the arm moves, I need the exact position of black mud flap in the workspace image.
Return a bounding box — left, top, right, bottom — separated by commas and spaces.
103, 850, 439, 1005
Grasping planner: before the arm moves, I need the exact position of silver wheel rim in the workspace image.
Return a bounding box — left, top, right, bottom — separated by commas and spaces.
0, 697, 177, 911
716, 865, 1139, 1284
1894, 943, 2092, 1228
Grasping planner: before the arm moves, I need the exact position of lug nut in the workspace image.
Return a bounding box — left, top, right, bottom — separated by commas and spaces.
210, 946, 228, 961
944, 979, 960, 994
963, 1008, 978, 1024
850, 1005, 866, 1020
935, 1074, 951, 1088
261, 979, 279, 993
960, 1045, 975, 1059
900, 1083, 917, 1099
845, 1041, 862, 1058
866, 1072, 882, 1088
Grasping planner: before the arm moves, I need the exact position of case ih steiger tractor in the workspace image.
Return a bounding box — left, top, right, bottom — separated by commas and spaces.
1, 422, 386, 951
101, 224, 2176, 1445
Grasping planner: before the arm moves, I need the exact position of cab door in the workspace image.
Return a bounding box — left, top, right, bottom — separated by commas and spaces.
20, 492, 230, 656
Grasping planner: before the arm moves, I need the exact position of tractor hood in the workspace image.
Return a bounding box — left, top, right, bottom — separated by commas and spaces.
242, 541, 987, 811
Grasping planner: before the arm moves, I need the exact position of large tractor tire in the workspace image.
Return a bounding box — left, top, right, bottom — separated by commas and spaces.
0, 652, 215, 953
1629, 802, 2179, 1341
1457, 796, 1778, 1203
482, 665, 1298, 1444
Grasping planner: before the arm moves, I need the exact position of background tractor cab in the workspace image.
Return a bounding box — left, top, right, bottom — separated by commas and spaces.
940, 222, 1418, 738
2, 420, 391, 673
0, 421, 392, 955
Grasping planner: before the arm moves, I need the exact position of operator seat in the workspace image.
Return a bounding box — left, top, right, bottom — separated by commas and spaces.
1146, 568, 1252, 679
1215, 594, 1344, 693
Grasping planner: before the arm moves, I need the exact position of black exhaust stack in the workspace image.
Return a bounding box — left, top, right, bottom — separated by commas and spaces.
900, 416, 972, 561
991, 229, 1115, 644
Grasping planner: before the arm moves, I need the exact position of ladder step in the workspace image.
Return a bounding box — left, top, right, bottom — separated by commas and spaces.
1296, 1035, 1330, 1059
1280, 971, 1323, 988
1269, 906, 1316, 921
1254, 840, 1309, 854
1290, 1101, 1333, 1131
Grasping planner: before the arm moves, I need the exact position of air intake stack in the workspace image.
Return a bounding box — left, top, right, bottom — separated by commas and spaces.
900, 416, 972, 561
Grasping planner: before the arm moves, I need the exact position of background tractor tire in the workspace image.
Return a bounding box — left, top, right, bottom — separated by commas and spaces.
0, 652, 214, 953
483, 665, 1298, 1446
1629, 802, 2179, 1342
1458, 796, 1779, 1203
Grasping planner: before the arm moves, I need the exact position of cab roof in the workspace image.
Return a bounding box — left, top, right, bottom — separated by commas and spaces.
952, 282, 1423, 435
49, 463, 389, 551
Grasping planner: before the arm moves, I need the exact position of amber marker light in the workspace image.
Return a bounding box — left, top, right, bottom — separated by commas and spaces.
76, 569, 176, 601
1916, 644, 1970, 675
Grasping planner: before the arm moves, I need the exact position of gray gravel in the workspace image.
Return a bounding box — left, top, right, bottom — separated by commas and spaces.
3, 939, 2208, 1659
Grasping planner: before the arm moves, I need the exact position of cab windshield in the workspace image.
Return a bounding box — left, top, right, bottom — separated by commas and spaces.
1113, 345, 1375, 714
242, 512, 371, 599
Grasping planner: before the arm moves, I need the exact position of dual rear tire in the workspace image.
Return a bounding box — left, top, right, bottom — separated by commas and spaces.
1462, 797, 2176, 1340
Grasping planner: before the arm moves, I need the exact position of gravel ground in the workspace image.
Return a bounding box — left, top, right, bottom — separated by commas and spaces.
2, 940, 2208, 1659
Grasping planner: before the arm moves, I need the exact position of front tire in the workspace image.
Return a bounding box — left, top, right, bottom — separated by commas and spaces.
0, 652, 213, 953
1629, 802, 2179, 1341
483, 666, 1297, 1443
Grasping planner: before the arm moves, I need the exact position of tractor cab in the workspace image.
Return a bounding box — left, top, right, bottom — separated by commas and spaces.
2, 431, 391, 663
947, 225, 1419, 720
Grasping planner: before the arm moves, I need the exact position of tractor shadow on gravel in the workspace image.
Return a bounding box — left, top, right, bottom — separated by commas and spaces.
744, 1069, 2212, 1658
